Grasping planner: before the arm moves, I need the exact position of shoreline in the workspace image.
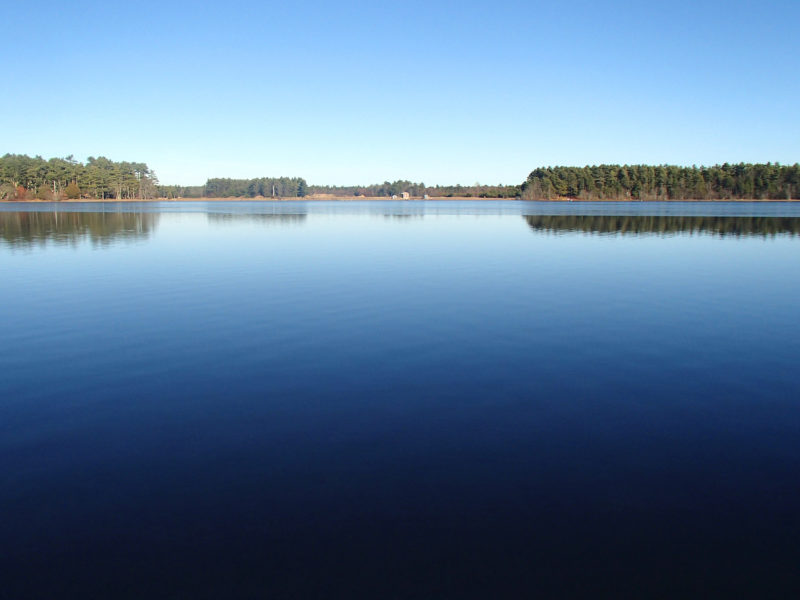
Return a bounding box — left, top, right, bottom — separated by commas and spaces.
2, 197, 799, 203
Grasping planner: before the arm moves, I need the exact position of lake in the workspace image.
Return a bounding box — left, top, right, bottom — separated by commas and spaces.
2, 201, 799, 598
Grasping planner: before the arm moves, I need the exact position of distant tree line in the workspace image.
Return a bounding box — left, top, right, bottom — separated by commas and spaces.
201, 177, 308, 198
425, 184, 521, 198
307, 180, 427, 197
158, 184, 205, 199
0, 154, 158, 200
4, 154, 799, 201
307, 181, 520, 198
521, 164, 800, 200
163, 179, 519, 199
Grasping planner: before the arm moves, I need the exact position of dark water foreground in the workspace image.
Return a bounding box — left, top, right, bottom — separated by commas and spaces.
2, 202, 799, 598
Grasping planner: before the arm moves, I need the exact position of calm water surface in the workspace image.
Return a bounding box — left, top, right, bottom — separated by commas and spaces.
2, 202, 800, 598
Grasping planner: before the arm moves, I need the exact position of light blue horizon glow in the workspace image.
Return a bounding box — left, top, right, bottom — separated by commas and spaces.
3, 0, 799, 186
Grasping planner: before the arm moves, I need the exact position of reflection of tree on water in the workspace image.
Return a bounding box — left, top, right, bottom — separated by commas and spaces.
523, 215, 800, 237
383, 214, 424, 221
0, 211, 160, 248
206, 213, 307, 226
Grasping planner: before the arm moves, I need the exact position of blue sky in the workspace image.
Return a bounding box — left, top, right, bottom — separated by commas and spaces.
3, 0, 798, 185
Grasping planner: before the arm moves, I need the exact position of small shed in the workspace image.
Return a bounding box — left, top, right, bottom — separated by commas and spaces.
401, 192, 410, 200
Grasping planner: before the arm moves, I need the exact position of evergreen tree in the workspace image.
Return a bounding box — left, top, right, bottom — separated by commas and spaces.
65, 181, 81, 199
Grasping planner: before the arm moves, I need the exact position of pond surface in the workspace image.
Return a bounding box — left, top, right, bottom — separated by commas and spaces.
2, 201, 799, 597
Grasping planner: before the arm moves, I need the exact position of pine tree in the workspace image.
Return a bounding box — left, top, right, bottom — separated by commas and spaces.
65, 181, 81, 199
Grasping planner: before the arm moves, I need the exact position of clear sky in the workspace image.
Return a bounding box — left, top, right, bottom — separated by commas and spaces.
3, 0, 798, 186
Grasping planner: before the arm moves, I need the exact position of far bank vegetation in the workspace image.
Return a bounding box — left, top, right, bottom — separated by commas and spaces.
2, 154, 798, 201
0, 155, 158, 201
520, 164, 800, 201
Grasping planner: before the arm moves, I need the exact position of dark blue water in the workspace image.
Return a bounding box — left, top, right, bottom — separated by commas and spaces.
2, 202, 800, 598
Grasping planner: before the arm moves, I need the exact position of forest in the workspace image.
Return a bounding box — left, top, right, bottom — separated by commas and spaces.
307, 180, 426, 197
521, 164, 800, 200
202, 177, 308, 198
2, 153, 799, 201
306, 181, 521, 198
0, 154, 158, 200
